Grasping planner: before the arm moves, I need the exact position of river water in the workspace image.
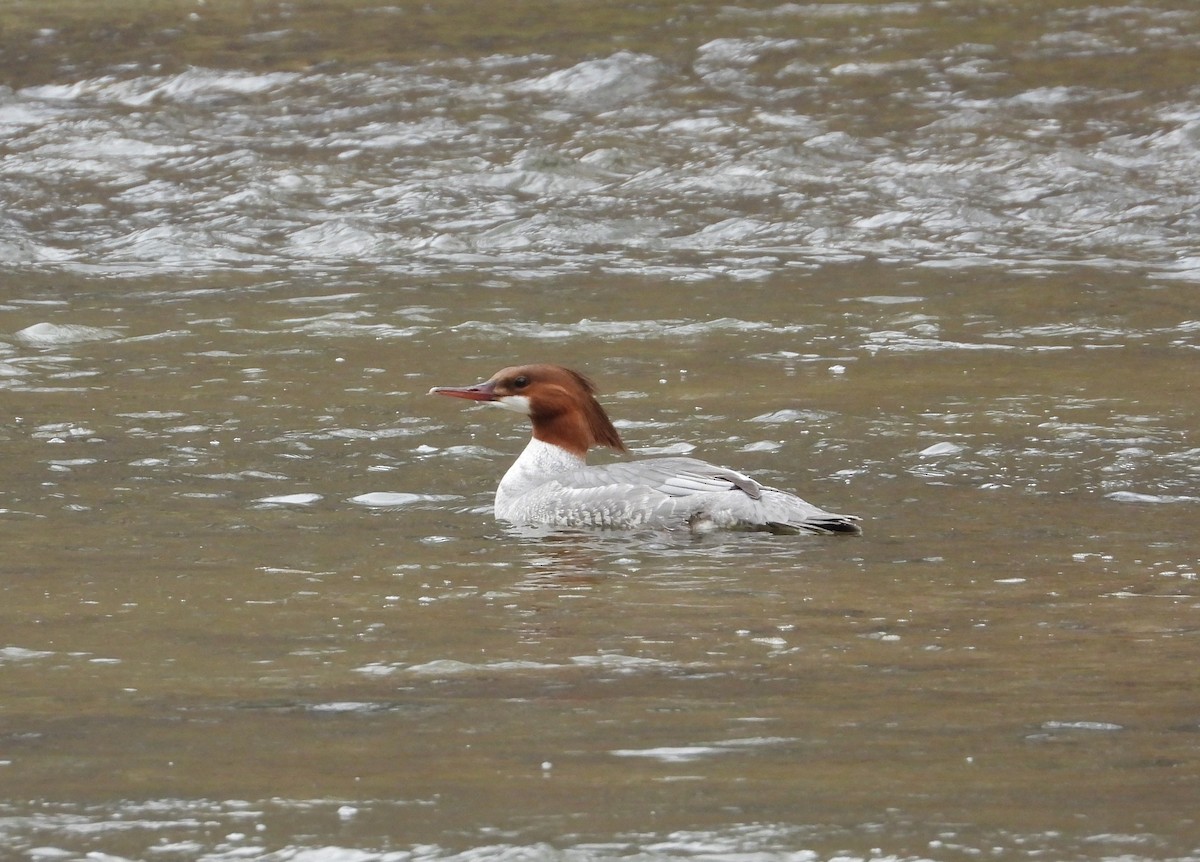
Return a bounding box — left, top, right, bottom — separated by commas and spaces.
2, 1, 1199, 860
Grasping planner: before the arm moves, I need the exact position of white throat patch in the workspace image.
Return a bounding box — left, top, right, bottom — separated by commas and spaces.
490, 394, 532, 415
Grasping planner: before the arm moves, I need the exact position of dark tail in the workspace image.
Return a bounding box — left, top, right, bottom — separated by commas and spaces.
767, 516, 862, 536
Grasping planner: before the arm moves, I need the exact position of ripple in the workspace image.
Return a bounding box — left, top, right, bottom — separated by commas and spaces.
0, 646, 55, 663
0, 803, 1180, 862
398, 653, 701, 678
611, 736, 798, 763
5, 14, 1200, 281
348, 492, 462, 508
255, 493, 323, 506
1106, 491, 1200, 505
515, 51, 665, 105
14, 323, 121, 347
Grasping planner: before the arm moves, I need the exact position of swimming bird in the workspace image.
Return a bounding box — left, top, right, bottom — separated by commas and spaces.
429, 364, 861, 535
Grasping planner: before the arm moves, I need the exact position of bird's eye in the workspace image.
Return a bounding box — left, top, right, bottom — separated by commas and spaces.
513, 376, 529, 389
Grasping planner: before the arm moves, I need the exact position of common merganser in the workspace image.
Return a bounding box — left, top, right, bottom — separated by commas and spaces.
429, 364, 861, 535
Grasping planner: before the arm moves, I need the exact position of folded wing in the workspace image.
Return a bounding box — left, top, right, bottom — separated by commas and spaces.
511, 457, 860, 535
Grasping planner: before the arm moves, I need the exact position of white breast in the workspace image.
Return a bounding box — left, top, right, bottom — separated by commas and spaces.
494, 437, 586, 519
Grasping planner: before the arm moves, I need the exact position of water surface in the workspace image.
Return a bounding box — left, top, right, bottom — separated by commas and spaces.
1, 1, 1199, 860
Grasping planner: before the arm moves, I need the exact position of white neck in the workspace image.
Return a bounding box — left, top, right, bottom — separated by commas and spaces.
495, 437, 586, 518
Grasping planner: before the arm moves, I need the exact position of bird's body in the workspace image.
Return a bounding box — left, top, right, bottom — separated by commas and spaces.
430, 364, 860, 535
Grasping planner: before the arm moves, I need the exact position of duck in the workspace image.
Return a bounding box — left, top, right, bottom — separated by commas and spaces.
429, 364, 861, 535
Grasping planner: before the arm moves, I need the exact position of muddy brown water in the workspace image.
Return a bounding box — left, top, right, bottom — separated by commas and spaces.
2, 1, 1199, 859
